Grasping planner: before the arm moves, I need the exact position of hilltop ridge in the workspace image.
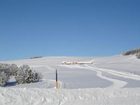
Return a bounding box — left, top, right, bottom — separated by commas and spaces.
123, 48, 140, 59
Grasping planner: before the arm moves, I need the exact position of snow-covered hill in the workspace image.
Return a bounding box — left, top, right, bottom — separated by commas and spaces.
0, 55, 140, 105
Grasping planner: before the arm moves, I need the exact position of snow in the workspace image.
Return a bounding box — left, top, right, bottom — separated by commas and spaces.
0, 88, 140, 105
0, 55, 140, 105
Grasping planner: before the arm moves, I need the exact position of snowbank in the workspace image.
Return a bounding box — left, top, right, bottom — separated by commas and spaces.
0, 88, 140, 105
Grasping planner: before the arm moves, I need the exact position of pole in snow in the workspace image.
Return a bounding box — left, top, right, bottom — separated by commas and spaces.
56, 69, 59, 89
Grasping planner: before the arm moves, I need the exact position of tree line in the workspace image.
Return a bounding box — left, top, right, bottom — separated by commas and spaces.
123, 48, 140, 59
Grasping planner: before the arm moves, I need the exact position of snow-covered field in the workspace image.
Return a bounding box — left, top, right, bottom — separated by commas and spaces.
0, 55, 140, 105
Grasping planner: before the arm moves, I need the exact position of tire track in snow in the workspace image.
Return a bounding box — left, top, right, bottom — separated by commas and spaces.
85, 64, 140, 88
85, 65, 127, 88
87, 65, 140, 80
62, 65, 127, 88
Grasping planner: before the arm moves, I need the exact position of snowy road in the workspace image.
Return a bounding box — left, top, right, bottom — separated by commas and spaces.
88, 65, 140, 80
85, 65, 127, 88
62, 63, 140, 88
62, 65, 127, 88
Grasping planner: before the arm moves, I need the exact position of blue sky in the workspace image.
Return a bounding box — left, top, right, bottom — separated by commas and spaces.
0, 0, 140, 60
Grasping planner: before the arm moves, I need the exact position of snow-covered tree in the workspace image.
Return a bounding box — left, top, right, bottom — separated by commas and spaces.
0, 71, 9, 86
15, 65, 42, 84
9, 64, 19, 76
0, 63, 42, 86
15, 68, 26, 84
136, 53, 140, 59
31, 71, 42, 82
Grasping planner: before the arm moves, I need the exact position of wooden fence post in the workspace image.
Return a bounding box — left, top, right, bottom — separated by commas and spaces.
56, 69, 59, 89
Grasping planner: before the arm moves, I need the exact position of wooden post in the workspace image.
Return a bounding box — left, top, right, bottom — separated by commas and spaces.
56, 69, 59, 89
